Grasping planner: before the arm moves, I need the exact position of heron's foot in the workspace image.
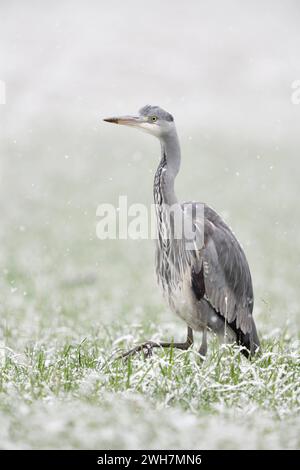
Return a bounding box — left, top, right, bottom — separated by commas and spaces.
119, 341, 157, 360
118, 338, 193, 360
117, 327, 194, 361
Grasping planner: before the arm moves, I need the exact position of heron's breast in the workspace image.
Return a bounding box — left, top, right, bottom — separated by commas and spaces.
160, 270, 198, 327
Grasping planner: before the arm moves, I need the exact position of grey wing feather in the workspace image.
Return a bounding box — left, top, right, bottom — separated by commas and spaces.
202, 205, 254, 334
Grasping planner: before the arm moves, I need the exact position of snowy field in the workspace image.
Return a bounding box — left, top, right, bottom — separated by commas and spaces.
0, 0, 300, 449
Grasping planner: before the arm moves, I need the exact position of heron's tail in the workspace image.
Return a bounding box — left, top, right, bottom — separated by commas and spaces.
203, 299, 260, 359
232, 317, 260, 359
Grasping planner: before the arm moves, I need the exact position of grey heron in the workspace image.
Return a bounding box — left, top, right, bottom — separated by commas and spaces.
104, 105, 260, 359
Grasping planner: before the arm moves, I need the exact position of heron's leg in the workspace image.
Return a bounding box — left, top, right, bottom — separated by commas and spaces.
198, 327, 207, 357
119, 326, 194, 359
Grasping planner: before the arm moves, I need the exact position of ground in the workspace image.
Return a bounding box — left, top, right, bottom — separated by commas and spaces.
0, 125, 299, 449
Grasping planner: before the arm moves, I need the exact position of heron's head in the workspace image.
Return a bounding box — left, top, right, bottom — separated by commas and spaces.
103, 105, 175, 139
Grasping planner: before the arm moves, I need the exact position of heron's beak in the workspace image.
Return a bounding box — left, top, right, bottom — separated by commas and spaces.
103, 115, 145, 127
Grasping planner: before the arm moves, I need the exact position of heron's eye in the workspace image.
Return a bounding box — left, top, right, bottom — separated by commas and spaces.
151, 116, 158, 122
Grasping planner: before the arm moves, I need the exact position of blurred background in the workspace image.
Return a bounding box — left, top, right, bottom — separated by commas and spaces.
0, 0, 300, 346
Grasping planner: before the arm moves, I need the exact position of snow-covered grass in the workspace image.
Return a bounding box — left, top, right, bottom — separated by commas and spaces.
0, 326, 299, 449
0, 127, 299, 449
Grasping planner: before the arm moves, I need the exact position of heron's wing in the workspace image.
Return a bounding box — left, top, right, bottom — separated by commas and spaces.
200, 205, 254, 334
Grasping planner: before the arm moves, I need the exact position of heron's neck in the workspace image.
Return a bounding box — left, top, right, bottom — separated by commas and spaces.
154, 130, 181, 206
